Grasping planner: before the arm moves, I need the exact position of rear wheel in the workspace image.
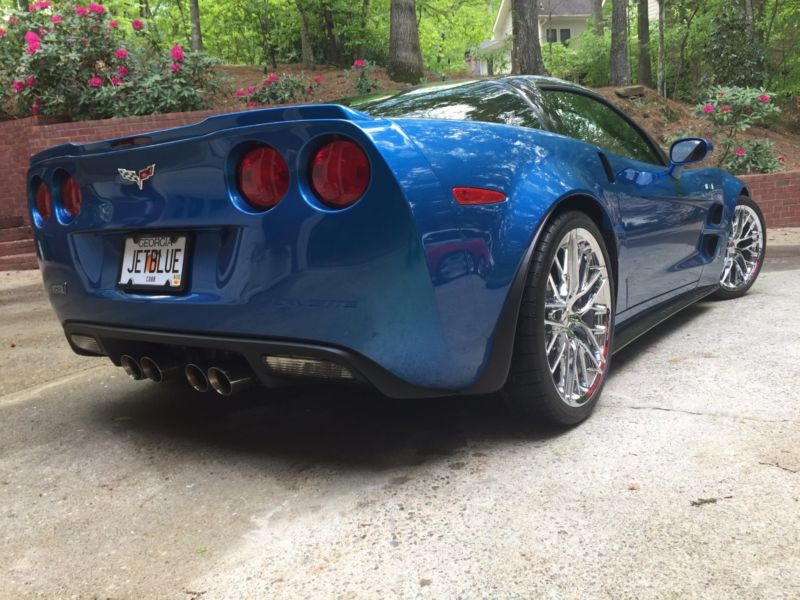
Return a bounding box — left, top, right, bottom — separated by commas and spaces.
713, 196, 766, 300
504, 212, 614, 426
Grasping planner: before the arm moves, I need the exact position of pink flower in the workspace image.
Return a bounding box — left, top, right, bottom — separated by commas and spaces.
353, 58, 366, 68
27, 41, 41, 54
703, 104, 714, 114
758, 94, 770, 103
313, 75, 321, 84
108, 20, 118, 28
234, 88, 246, 98
246, 86, 256, 94
170, 44, 183, 62
26, 76, 37, 86
721, 105, 730, 113
75, 6, 88, 15
50, 14, 62, 23
33, 0, 52, 9
779, 155, 786, 163
131, 19, 144, 30
110, 76, 122, 86
247, 101, 257, 108
115, 48, 128, 59
24, 31, 41, 43
266, 73, 279, 84
117, 66, 128, 76
0, 28, 5, 37
31, 104, 41, 116
170, 63, 181, 73
87, 2, 106, 14
89, 75, 103, 87
735, 148, 746, 156
11, 81, 25, 93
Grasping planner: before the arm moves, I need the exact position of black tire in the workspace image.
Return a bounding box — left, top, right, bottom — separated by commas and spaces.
711, 195, 766, 300
503, 211, 615, 426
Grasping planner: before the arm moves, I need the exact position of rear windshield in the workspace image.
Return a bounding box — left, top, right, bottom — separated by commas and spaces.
355, 81, 542, 130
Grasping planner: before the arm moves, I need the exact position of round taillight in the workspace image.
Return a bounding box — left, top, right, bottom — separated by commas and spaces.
35, 181, 52, 222
309, 140, 370, 208
236, 146, 289, 210
62, 175, 82, 217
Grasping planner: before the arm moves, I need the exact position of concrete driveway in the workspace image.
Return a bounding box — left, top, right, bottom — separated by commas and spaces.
1, 247, 799, 599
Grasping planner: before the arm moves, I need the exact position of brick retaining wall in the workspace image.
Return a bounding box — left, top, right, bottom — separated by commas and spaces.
738, 170, 800, 228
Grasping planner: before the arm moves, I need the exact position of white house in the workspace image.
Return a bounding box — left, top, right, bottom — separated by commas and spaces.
470, 0, 658, 76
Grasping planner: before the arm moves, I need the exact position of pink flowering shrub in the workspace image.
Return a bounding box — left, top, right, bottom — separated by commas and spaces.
234, 73, 320, 107
348, 58, 378, 96
0, 1, 220, 120
693, 86, 783, 174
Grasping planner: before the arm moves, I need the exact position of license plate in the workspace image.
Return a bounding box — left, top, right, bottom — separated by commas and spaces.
117, 233, 189, 292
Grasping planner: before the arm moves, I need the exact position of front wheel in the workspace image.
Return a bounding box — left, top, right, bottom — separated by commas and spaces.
503, 212, 615, 426
713, 196, 766, 300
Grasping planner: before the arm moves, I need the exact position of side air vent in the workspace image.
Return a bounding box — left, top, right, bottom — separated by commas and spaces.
702, 234, 720, 258
708, 203, 723, 225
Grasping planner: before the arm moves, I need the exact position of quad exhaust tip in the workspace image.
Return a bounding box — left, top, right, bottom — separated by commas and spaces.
185, 363, 209, 393
120, 355, 144, 380
140, 355, 181, 383
207, 363, 253, 396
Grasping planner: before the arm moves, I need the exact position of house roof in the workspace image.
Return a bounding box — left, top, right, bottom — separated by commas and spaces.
538, 0, 593, 17
493, 0, 595, 37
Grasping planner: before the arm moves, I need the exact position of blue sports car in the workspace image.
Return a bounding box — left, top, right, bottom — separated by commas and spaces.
28, 76, 766, 425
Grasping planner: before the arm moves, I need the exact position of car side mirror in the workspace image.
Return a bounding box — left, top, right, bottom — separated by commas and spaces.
668, 138, 712, 178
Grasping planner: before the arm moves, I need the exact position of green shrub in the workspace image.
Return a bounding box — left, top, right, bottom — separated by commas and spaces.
234, 73, 320, 107
694, 86, 783, 173
720, 139, 783, 174
347, 58, 379, 96
0, 1, 220, 120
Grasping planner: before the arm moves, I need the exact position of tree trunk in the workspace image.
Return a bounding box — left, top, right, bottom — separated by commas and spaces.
295, 0, 314, 68
657, 0, 665, 95
637, 0, 652, 87
357, 0, 370, 59
175, 0, 191, 47
610, 0, 630, 86
321, 5, 344, 65
592, 0, 604, 35
743, 0, 754, 34
18, 0, 30, 11
511, 0, 547, 75
188, 0, 203, 52
388, 0, 424, 83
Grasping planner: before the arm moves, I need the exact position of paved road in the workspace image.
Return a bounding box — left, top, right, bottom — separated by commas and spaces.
1, 253, 799, 599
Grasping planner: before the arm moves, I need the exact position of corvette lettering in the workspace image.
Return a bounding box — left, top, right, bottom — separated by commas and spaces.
118, 164, 156, 190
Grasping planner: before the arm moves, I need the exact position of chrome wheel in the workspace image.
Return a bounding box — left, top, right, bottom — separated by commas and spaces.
544, 228, 612, 408
721, 204, 763, 291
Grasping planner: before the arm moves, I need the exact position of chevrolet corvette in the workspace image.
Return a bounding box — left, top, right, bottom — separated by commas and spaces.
27, 76, 766, 425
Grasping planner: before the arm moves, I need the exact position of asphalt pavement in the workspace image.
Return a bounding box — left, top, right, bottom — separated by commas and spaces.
1, 233, 799, 599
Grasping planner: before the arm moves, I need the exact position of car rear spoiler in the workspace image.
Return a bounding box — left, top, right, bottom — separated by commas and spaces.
30, 104, 373, 164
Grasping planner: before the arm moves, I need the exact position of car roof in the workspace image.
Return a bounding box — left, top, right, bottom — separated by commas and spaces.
344, 75, 590, 108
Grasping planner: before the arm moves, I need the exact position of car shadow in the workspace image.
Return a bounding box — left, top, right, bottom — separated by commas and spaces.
87, 377, 568, 472
84, 302, 714, 472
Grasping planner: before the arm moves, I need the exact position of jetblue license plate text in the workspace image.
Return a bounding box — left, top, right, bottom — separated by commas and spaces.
118, 234, 188, 290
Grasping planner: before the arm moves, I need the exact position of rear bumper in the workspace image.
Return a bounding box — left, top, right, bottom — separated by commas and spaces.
64, 322, 475, 399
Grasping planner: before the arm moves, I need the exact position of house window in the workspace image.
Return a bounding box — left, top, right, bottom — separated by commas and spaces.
546, 28, 558, 43
560, 28, 571, 44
